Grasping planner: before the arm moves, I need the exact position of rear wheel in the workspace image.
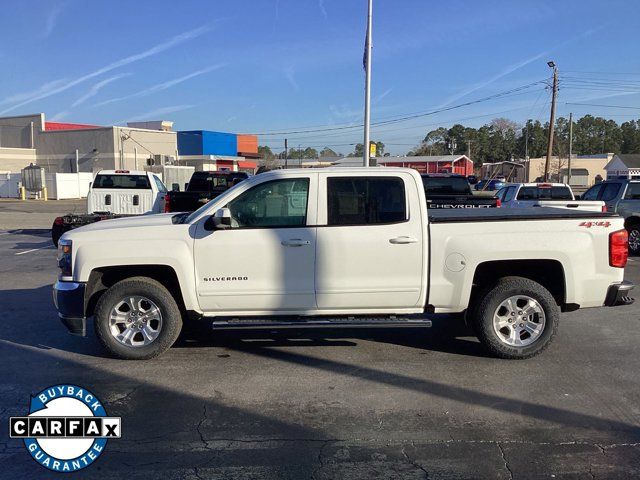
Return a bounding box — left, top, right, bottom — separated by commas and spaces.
627, 225, 640, 255
470, 276, 559, 359
94, 277, 183, 360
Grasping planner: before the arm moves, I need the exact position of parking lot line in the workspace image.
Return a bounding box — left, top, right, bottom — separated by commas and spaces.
15, 246, 54, 256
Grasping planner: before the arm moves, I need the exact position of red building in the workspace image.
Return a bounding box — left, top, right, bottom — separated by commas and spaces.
378, 155, 473, 175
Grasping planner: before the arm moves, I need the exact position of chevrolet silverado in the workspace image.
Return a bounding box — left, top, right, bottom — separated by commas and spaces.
53, 168, 633, 360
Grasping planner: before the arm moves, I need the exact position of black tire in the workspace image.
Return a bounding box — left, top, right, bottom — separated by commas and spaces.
470, 276, 559, 359
627, 225, 640, 255
94, 277, 183, 360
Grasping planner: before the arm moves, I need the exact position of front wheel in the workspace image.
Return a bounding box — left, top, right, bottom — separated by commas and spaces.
470, 276, 559, 359
94, 277, 183, 360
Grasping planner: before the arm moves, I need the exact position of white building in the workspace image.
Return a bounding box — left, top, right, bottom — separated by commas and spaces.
604, 154, 640, 179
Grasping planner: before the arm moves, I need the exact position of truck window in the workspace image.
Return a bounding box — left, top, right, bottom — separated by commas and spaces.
517, 187, 537, 200
327, 177, 406, 226
503, 186, 517, 202
549, 186, 573, 200
93, 174, 151, 189
421, 176, 470, 195
152, 175, 167, 193
601, 183, 621, 202
582, 183, 603, 200
227, 178, 309, 228
189, 174, 228, 191
624, 183, 640, 200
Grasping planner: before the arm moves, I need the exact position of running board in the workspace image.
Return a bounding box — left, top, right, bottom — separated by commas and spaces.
208, 315, 433, 330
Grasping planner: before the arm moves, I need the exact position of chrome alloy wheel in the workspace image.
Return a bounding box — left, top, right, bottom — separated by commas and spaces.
492, 295, 546, 347
109, 296, 163, 347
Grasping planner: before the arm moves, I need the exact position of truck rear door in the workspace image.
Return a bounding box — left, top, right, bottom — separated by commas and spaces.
88, 173, 155, 214
315, 172, 425, 310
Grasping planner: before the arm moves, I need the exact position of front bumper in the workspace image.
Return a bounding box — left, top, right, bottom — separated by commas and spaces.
604, 281, 635, 307
53, 281, 86, 336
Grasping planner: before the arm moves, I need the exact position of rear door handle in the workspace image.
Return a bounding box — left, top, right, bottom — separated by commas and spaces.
281, 239, 311, 247
389, 236, 418, 244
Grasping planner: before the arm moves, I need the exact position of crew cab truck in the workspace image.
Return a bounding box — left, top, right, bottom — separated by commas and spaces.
53, 167, 633, 360
581, 179, 640, 254
421, 174, 500, 209
496, 183, 605, 212
51, 170, 167, 246
164, 171, 249, 213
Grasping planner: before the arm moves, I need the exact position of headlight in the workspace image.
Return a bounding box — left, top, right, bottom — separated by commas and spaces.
57, 239, 73, 277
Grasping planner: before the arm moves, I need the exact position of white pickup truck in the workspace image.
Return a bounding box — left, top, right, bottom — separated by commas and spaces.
53, 167, 633, 360
51, 170, 168, 246
495, 183, 606, 212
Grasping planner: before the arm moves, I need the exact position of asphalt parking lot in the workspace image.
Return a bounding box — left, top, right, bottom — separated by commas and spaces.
1, 202, 639, 479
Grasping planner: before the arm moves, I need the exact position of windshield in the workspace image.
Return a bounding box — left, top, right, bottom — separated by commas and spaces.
187, 174, 229, 191
422, 176, 470, 195
93, 174, 151, 189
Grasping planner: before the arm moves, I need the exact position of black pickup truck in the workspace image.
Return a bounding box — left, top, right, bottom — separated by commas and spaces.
421, 174, 500, 209
164, 171, 249, 212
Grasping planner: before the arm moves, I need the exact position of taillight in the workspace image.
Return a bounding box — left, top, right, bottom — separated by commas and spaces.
602, 204, 607, 212
495, 198, 501, 208
609, 229, 628, 268
164, 194, 171, 213
53, 216, 63, 225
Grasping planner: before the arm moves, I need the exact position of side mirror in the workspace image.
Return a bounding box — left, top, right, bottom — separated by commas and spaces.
212, 208, 232, 229
171, 183, 179, 191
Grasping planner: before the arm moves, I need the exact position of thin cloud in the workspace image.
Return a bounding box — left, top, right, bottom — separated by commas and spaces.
284, 65, 299, 91
375, 88, 393, 103
43, 2, 67, 38
319, 0, 327, 18
50, 110, 69, 121
0, 79, 69, 105
93, 65, 224, 108
112, 104, 194, 125
0, 24, 212, 115
439, 23, 608, 108
72, 73, 130, 107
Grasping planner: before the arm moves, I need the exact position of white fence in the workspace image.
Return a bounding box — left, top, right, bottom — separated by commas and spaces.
45, 173, 94, 200
0, 172, 21, 198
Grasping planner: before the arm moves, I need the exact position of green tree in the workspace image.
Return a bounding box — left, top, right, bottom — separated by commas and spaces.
319, 147, 339, 157
258, 145, 274, 160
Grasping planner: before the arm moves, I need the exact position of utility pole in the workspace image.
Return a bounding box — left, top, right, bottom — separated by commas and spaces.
568, 112, 573, 186
284, 138, 288, 169
362, 0, 373, 167
525, 126, 529, 160
544, 61, 558, 182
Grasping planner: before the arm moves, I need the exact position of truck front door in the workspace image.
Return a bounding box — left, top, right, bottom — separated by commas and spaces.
315, 173, 424, 310
193, 175, 317, 313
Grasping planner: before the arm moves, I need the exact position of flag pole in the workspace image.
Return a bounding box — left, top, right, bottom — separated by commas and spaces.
363, 0, 373, 167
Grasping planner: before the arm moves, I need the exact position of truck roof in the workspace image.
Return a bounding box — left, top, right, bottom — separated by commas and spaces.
505, 182, 570, 188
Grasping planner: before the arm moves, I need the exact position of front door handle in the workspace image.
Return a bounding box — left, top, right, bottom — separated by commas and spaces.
389, 236, 418, 244
281, 239, 311, 247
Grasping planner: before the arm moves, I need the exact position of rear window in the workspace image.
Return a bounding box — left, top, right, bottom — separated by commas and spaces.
421, 176, 470, 195
93, 174, 151, 189
328, 177, 406, 225
517, 186, 573, 200
188, 174, 229, 191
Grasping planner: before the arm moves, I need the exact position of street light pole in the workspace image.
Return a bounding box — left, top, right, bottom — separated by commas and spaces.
362, 0, 373, 168
544, 61, 558, 182
568, 112, 573, 186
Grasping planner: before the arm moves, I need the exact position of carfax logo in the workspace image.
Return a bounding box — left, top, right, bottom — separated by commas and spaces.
9, 384, 121, 472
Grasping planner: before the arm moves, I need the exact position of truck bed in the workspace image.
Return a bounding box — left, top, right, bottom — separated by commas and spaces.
428, 207, 617, 223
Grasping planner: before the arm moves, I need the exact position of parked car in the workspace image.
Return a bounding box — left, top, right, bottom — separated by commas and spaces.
164, 171, 249, 213
495, 183, 606, 212
581, 179, 640, 253
53, 167, 633, 361
51, 170, 167, 246
474, 178, 506, 191
421, 174, 500, 208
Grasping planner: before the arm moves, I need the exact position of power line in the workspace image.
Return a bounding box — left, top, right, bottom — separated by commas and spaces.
252, 79, 548, 136
565, 102, 640, 110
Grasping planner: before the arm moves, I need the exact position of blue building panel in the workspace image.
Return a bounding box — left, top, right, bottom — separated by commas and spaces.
177, 131, 203, 155
177, 130, 238, 156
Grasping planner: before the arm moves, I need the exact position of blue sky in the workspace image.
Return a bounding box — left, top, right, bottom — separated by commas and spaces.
1, 0, 639, 155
